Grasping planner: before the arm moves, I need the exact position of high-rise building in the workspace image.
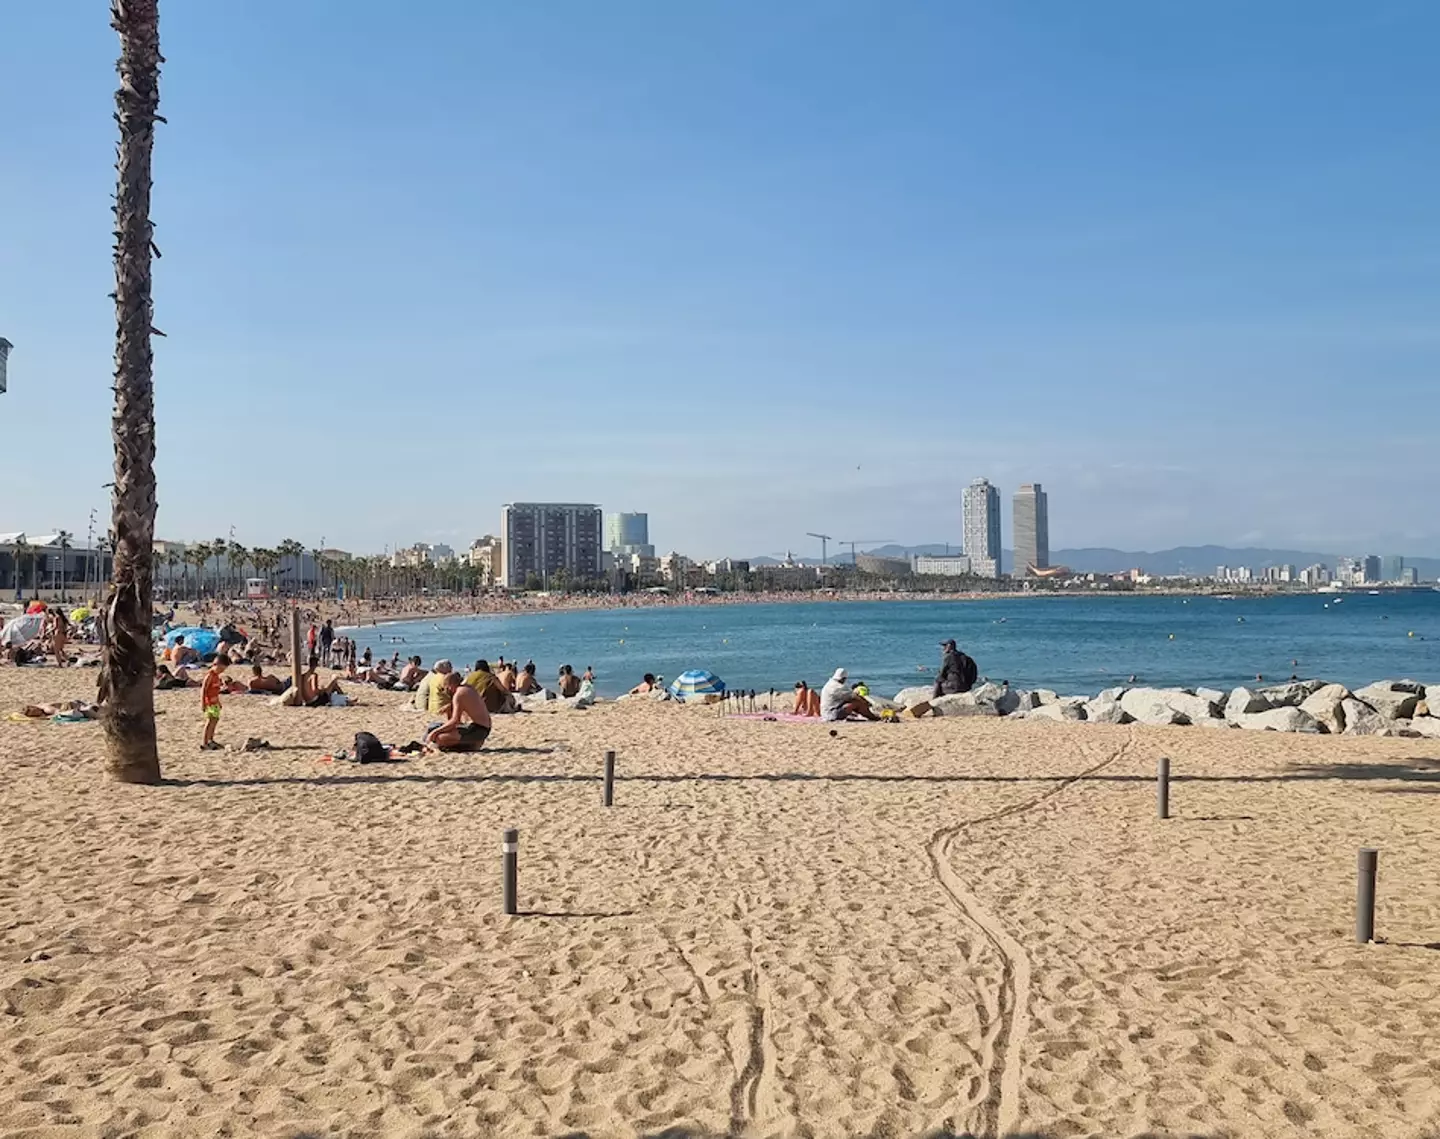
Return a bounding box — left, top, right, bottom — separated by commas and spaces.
501, 503, 603, 588
1362, 555, 1382, 584
1383, 555, 1405, 582
1012, 483, 1049, 576
604, 512, 654, 558
962, 478, 1002, 578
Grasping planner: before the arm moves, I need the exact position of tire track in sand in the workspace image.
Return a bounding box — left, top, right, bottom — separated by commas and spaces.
927, 733, 1136, 1137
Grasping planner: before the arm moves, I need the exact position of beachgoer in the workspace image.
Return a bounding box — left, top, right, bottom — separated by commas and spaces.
306, 623, 318, 661
201, 653, 231, 750
44, 609, 70, 666
426, 672, 493, 752
154, 664, 189, 690
299, 656, 345, 707
933, 639, 977, 696
398, 656, 426, 688
582, 665, 595, 683
247, 663, 287, 694
793, 681, 820, 717
557, 664, 581, 698
514, 662, 541, 695
172, 635, 199, 668
320, 619, 335, 665
820, 668, 877, 722
426, 659, 455, 715
495, 660, 517, 692
629, 673, 657, 695
464, 660, 515, 714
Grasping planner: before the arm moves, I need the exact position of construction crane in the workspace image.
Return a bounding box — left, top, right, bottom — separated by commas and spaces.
805, 532, 834, 565
839, 539, 895, 565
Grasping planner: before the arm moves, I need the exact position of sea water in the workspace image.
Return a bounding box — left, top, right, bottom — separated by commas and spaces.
347, 592, 1440, 700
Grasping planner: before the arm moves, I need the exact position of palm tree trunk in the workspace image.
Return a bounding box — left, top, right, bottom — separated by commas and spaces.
100, 0, 162, 785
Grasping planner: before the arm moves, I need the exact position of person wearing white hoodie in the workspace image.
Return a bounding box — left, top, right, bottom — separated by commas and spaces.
820, 667, 878, 722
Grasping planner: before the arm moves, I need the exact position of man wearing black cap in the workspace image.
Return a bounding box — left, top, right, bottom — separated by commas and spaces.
934, 639, 977, 696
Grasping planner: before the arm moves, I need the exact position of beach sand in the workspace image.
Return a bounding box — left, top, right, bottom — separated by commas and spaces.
2, 667, 1438, 1138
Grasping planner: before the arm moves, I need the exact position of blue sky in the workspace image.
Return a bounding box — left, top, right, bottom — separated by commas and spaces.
2, 1, 1437, 559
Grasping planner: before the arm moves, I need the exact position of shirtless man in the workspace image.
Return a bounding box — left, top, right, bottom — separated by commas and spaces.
247, 664, 287, 694
426, 671, 492, 752
398, 655, 426, 689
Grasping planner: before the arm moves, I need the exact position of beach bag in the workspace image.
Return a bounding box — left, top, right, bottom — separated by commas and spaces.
354, 732, 387, 764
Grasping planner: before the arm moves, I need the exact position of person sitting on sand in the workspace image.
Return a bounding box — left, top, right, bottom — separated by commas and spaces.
285, 656, 346, 708
398, 655, 426, 689
557, 664, 581, 698
792, 681, 820, 717
464, 660, 516, 714
629, 673, 658, 695
154, 664, 190, 690
495, 659, 517, 692
171, 635, 200, 668
513, 662, 541, 695
820, 668, 877, 722
425, 672, 492, 752
246, 663, 288, 694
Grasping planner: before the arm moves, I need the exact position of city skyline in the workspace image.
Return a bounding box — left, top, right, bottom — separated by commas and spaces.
3, 4, 1437, 557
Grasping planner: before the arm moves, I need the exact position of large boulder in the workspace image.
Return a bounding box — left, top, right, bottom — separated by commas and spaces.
1028, 702, 1086, 722
929, 694, 999, 718
894, 686, 935, 709
1034, 689, 1059, 706
1163, 690, 1224, 724
1117, 687, 1218, 726
1398, 717, 1440, 739
1225, 687, 1271, 718
1195, 715, 1236, 729
1298, 683, 1352, 734
1232, 707, 1323, 733
1196, 688, 1228, 706
1084, 697, 1132, 724
1258, 680, 1326, 707
1353, 681, 1425, 721
1119, 688, 1186, 726
1097, 686, 1127, 703
1339, 697, 1388, 736
969, 682, 1022, 716
1012, 690, 1043, 712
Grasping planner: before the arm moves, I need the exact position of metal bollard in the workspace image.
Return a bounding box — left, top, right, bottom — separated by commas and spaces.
1157, 756, 1171, 820
502, 828, 518, 915
1356, 848, 1378, 943
603, 749, 615, 807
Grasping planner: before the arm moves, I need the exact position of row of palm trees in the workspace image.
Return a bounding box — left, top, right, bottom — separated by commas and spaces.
155, 538, 497, 600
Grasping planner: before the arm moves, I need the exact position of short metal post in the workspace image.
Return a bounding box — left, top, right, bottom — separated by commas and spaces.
1157, 756, 1170, 820
502, 828, 518, 915
603, 750, 615, 807
1356, 848, 1378, 943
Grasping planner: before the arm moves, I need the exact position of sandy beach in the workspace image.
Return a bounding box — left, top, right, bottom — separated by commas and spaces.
2, 666, 1438, 1138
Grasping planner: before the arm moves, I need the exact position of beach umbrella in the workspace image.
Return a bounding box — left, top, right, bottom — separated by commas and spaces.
2, 613, 44, 646
26, 600, 47, 614
668, 669, 726, 702
70, 607, 91, 623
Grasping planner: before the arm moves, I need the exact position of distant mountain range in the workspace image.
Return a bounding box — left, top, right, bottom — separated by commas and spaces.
752, 544, 1440, 581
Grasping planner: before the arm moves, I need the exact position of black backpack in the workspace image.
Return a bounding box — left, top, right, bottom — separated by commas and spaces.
957, 652, 978, 692
354, 731, 388, 764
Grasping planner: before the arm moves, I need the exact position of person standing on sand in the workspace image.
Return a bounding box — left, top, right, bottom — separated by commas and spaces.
306, 622, 318, 662
201, 653, 231, 750
320, 619, 334, 665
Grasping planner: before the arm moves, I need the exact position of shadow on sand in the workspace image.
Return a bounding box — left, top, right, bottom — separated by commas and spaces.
170, 754, 1440, 792
294, 1128, 1237, 1139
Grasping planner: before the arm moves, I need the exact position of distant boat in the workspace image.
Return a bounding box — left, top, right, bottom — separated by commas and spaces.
1367, 590, 1380, 596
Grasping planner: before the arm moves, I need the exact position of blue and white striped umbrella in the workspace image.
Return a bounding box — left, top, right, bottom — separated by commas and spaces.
668, 669, 726, 702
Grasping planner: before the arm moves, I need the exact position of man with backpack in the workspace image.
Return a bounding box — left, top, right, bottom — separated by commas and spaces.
934, 639, 978, 696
